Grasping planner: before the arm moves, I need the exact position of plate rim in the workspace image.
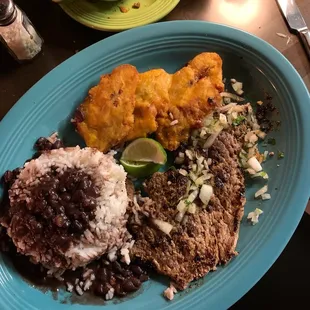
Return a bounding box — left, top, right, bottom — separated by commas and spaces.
59, 0, 180, 32
0, 21, 310, 309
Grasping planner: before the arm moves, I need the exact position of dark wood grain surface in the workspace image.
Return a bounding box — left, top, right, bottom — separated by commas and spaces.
0, 0, 309, 308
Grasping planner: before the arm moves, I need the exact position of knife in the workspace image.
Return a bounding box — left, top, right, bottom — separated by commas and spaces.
277, 0, 310, 59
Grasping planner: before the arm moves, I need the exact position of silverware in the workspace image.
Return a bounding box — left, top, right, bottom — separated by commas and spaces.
277, 0, 310, 59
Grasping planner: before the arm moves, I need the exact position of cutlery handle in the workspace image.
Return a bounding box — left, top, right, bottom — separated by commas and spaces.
300, 29, 310, 59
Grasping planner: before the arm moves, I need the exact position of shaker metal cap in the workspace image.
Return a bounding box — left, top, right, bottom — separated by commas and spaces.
0, 0, 16, 25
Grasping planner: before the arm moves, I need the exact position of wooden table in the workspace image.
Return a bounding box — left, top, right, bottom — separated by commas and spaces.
0, 0, 310, 308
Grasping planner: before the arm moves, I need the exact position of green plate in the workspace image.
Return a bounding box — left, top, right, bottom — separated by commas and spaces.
59, 0, 180, 32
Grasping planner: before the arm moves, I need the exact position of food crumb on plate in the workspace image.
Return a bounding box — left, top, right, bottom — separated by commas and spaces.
247, 208, 263, 225
164, 283, 177, 300
119, 6, 129, 13
132, 2, 140, 9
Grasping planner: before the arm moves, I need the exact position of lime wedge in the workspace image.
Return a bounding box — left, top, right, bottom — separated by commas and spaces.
121, 138, 167, 164
120, 160, 162, 178
120, 138, 167, 178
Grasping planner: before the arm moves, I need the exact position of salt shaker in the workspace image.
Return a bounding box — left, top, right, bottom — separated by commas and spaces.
0, 0, 43, 62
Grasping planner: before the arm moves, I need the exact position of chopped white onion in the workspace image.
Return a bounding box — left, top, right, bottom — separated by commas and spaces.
255, 185, 268, 198
246, 168, 257, 175
175, 211, 185, 222
244, 131, 258, 144
247, 208, 263, 225
255, 130, 267, 139
263, 151, 269, 162
203, 131, 221, 149
152, 219, 173, 235
189, 171, 198, 182
199, 184, 213, 205
177, 200, 187, 213
188, 189, 198, 203
187, 203, 197, 214
262, 193, 271, 200
175, 157, 184, 165
232, 81, 242, 89
247, 156, 262, 172
185, 150, 194, 160
251, 171, 269, 179
179, 169, 188, 176
220, 92, 245, 102
219, 113, 227, 126
189, 184, 198, 192
195, 175, 209, 186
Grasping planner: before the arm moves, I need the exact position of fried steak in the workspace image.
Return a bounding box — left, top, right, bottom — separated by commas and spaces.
129, 131, 245, 289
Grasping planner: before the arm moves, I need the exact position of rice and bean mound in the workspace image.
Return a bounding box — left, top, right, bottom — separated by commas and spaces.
0, 141, 148, 300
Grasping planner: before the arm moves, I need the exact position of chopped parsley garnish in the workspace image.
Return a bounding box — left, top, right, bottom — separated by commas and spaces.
278, 151, 284, 159
185, 200, 191, 206
267, 138, 276, 145
232, 115, 246, 126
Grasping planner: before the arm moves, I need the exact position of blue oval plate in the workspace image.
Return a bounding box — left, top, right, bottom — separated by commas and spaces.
0, 21, 310, 310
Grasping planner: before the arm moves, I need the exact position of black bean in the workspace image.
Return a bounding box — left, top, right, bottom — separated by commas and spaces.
82, 198, 96, 210
71, 190, 86, 202
131, 277, 141, 288
65, 202, 75, 214
55, 236, 70, 252
58, 184, 66, 193
97, 268, 111, 282
109, 275, 117, 286
28, 219, 43, 233
112, 261, 123, 274
54, 205, 65, 214
114, 274, 125, 281
54, 215, 70, 228
122, 279, 139, 292
47, 187, 58, 196
122, 269, 132, 277
42, 206, 54, 219
130, 265, 143, 276
79, 212, 89, 224
49, 200, 59, 209
71, 220, 84, 232
102, 260, 110, 266
35, 137, 53, 151
65, 181, 76, 191
114, 283, 126, 297
2, 170, 13, 184
93, 283, 110, 297
71, 211, 83, 220
79, 178, 92, 190
50, 179, 60, 189
60, 193, 71, 202
139, 274, 149, 282
12, 168, 21, 178
87, 186, 100, 198
34, 222, 43, 233
52, 140, 63, 149
48, 191, 59, 202
34, 199, 47, 210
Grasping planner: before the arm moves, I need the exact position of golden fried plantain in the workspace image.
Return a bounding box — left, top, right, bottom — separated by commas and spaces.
74, 52, 224, 152
156, 53, 224, 150
75, 64, 139, 152
126, 69, 172, 141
